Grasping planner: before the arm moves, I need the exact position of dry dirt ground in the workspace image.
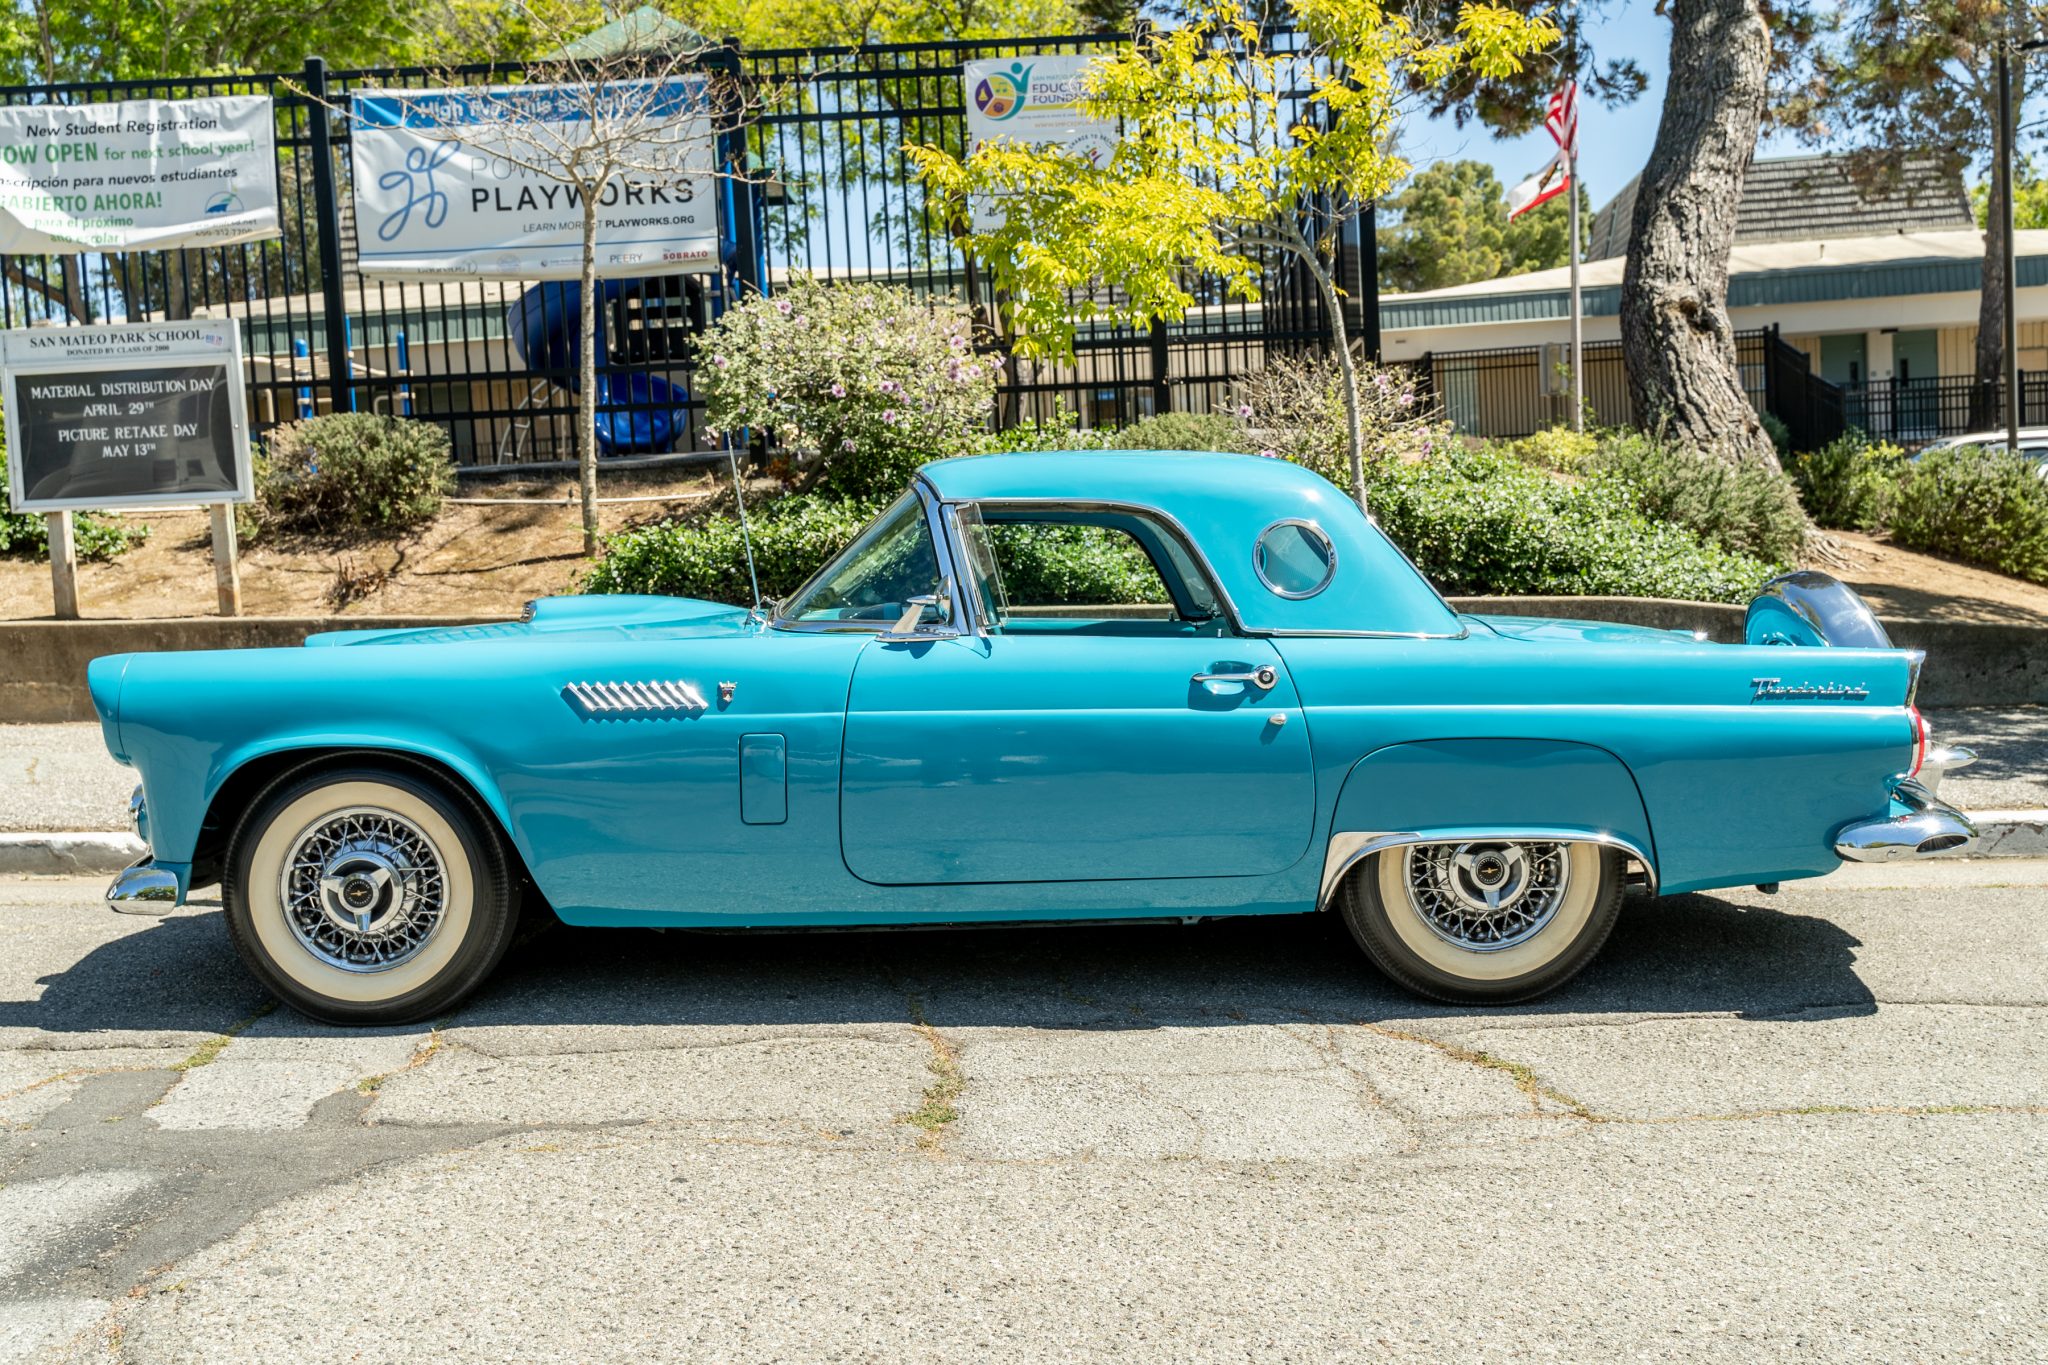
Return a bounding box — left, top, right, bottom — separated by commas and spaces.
3, 477, 2046, 624
0, 470, 725, 622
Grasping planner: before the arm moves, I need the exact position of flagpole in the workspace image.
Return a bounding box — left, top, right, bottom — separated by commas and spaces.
1568, 139, 1582, 433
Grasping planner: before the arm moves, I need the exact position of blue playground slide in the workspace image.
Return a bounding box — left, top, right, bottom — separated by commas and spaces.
505, 280, 689, 454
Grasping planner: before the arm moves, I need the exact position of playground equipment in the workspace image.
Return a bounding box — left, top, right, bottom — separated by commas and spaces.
503, 280, 691, 459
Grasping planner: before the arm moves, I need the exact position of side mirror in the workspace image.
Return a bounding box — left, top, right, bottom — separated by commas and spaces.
885, 579, 955, 639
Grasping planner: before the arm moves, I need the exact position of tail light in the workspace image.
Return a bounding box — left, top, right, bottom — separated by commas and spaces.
1908, 705, 1929, 777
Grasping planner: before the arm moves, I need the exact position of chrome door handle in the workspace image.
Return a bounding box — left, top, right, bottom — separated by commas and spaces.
1192, 665, 1278, 690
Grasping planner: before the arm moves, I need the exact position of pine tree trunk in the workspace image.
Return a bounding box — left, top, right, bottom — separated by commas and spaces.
1975, 65, 2025, 430
1619, 0, 1780, 470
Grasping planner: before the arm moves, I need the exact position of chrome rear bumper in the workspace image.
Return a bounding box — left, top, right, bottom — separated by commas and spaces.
1834, 778, 1978, 863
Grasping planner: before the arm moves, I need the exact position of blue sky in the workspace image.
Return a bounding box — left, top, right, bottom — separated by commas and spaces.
1398, 4, 1811, 217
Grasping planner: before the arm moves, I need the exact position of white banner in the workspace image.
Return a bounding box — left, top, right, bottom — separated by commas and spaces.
963, 55, 1119, 232
349, 80, 720, 279
0, 95, 278, 253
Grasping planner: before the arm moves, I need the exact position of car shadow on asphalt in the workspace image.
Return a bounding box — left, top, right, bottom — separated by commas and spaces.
3, 890, 1876, 1038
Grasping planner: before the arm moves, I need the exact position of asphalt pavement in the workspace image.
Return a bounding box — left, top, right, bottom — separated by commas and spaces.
2, 862, 2043, 1361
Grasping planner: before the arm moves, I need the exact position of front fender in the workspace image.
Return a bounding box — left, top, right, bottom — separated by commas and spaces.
1324, 738, 1657, 903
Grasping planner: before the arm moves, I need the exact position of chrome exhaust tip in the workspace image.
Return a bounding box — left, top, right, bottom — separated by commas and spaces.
1834, 779, 1978, 863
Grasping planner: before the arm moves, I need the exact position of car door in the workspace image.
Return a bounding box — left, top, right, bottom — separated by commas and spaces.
840, 629, 1315, 886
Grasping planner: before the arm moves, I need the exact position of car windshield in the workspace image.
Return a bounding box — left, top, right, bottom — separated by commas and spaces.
777, 492, 944, 629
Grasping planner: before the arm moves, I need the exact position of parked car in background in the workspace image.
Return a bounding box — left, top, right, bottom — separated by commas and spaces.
91, 452, 1978, 1023
1917, 428, 2048, 474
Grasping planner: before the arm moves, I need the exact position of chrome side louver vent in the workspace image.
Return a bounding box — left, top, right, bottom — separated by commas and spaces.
562, 680, 710, 719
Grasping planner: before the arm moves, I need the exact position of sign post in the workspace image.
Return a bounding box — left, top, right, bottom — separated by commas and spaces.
45, 511, 79, 620
3, 320, 254, 617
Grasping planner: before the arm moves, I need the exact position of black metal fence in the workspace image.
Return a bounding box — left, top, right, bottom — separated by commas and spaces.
0, 37, 1347, 468
1409, 327, 1860, 452
1835, 375, 2048, 443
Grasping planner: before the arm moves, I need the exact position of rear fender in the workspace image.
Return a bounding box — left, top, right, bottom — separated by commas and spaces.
1323, 739, 1656, 905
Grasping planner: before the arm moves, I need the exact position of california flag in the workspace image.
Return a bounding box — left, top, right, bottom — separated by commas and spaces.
1507, 151, 1570, 220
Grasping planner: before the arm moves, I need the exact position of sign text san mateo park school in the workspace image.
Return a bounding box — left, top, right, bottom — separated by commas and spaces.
349, 79, 720, 279
2, 322, 252, 514
0, 95, 279, 253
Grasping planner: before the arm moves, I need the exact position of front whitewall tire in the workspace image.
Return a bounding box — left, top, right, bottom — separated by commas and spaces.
224, 766, 517, 1024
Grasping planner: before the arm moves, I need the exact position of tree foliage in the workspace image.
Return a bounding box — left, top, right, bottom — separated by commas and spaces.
1377, 158, 1590, 292
1788, 1, 2043, 421
908, 0, 1556, 509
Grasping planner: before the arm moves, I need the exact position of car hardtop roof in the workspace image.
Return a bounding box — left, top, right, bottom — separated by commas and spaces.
919, 448, 1343, 510
917, 448, 1464, 638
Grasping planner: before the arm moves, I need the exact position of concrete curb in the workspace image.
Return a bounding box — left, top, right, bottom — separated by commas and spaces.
0, 832, 145, 876
5, 814, 2047, 880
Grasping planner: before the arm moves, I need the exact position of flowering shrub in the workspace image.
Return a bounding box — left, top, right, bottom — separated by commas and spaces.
1234, 354, 1451, 480
697, 276, 998, 501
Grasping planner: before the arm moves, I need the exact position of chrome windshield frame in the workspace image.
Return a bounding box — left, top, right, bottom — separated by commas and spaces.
769, 478, 978, 638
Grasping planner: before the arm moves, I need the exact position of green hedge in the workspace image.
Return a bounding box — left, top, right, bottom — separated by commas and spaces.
1787, 432, 1907, 532
1888, 445, 2048, 583
1368, 447, 1780, 603
1585, 431, 1808, 563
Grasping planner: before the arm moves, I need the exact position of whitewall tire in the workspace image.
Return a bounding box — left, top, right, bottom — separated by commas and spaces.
223, 765, 518, 1024
1338, 840, 1624, 1004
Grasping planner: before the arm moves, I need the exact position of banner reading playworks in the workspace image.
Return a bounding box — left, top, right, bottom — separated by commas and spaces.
349, 79, 720, 279
0, 95, 279, 253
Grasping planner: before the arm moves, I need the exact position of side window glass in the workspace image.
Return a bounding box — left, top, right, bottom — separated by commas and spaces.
984, 523, 1171, 616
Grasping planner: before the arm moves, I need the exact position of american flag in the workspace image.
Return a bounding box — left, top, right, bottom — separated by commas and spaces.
1544, 80, 1579, 159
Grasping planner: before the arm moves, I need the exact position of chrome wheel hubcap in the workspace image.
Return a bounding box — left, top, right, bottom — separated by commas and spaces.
1403, 841, 1570, 952
280, 808, 447, 973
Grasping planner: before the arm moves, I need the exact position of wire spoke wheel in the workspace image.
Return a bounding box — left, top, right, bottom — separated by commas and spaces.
1401, 840, 1572, 952
279, 806, 448, 973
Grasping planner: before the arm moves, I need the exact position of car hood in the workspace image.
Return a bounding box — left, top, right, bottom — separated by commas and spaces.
302, 595, 757, 647
1463, 613, 1706, 647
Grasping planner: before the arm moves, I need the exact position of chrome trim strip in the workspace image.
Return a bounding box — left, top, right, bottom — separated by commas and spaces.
1253, 517, 1337, 599
1833, 777, 1978, 863
1317, 828, 1659, 910
563, 679, 710, 718
107, 858, 181, 915
1260, 627, 1471, 640
1904, 649, 1926, 708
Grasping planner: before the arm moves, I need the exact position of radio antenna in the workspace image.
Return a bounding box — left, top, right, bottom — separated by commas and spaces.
727, 437, 763, 615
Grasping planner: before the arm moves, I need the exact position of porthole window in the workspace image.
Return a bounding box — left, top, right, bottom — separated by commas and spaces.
1253, 519, 1337, 599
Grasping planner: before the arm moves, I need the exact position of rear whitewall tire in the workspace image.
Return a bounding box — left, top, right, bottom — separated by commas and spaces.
1339, 841, 1624, 1005
224, 766, 517, 1025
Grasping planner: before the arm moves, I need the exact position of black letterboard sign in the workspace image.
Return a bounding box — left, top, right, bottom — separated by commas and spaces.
3, 320, 251, 512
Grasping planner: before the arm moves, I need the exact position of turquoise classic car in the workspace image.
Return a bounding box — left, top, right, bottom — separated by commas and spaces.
90, 451, 1977, 1023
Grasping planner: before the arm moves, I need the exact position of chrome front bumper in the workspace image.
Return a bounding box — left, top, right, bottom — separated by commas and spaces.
107, 785, 180, 915
106, 858, 180, 914
1834, 777, 1978, 863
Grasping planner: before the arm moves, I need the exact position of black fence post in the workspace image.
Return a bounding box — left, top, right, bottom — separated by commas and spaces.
712, 40, 763, 302
303, 57, 352, 416
1359, 202, 1381, 364
1149, 318, 1170, 416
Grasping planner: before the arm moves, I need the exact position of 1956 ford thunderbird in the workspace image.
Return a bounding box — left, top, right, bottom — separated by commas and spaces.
90, 451, 1979, 1023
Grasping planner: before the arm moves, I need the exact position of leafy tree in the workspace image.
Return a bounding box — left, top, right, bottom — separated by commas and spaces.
908, 0, 1556, 512
1789, 1, 2045, 427
1973, 155, 2048, 231
1376, 158, 1588, 292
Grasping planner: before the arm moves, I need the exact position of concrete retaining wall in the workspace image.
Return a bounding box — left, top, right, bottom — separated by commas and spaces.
1, 599, 2038, 722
